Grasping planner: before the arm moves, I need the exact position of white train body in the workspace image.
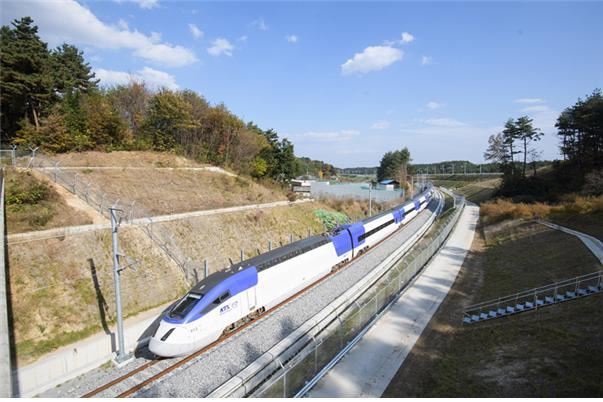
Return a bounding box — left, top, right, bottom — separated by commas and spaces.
149, 186, 434, 357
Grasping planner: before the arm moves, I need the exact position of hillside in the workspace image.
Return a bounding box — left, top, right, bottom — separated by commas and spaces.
5, 151, 392, 365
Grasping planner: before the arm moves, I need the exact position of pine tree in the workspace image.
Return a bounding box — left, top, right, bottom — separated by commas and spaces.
0, 17, 53, 138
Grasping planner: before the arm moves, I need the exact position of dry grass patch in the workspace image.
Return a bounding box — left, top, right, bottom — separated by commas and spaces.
74, 168, 286, 215
8, 226, 187, 365
52, 151, 208, 168
155, 202, 328, 275
5, 168, 92, 233
480, 195, 603, 225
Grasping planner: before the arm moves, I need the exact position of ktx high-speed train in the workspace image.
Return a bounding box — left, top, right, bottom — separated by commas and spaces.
149, 186, 434, 357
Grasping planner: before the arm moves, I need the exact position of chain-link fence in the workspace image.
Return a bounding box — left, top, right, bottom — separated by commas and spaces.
5, 147, 200, 284
253, 195, 466, 397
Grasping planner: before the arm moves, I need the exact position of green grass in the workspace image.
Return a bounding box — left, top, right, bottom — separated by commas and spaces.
550, 211, 603, 241
409, 220, 603, 397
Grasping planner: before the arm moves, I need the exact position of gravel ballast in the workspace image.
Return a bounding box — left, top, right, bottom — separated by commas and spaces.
40, 199, 438, 398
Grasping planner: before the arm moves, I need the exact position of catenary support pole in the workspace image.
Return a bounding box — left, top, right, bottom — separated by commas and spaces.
110, 207, 128, 364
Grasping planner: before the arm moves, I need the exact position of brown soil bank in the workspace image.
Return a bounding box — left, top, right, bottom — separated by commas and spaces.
383, 219, 603, 397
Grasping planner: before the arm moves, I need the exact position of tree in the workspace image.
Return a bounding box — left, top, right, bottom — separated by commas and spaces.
377, 147, 411, 188
502, 118, 520, 175
0, 17, 53, 137
556, 89, 603, 171
142, 90, 196, 151
108, 81, 151, 136
50, 43, 98, 96
515, 116, 543, 178
484, 132, 510, 169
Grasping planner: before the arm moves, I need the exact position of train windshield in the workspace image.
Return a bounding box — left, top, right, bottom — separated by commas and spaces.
168, 292, 203, 320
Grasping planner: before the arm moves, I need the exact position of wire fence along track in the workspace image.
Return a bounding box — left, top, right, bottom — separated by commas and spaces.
78, 194, 442, 398
8, 149, 217, 285
255, 194, 466, 398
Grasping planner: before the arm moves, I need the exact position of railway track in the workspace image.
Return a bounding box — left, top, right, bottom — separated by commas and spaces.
81, 194, 442, 398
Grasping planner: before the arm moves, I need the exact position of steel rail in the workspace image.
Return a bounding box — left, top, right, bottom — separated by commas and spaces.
82, 192, 438, 398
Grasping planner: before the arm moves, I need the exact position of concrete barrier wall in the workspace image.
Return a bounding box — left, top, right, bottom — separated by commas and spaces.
0, 169, 12, 397
14, 303, 169, 397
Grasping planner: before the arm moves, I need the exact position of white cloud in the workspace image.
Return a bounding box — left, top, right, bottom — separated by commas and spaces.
371, 121, 391, 130
426, 101, 444, 110
515, 98, 546, 104
239, 35, 248, 42
251, 18, 268, 31
207, 38, 234, 57
341, 46, 403, 75
2, 0, 197, 67
188, 23, 203, 39
95, 66, 179, 90
423, 118, 466, 128
114, 0, 159, 9
421, 55, 433, 65
401, 32, 415, 43
298, 129, 360, 142
286, 35, 298, 44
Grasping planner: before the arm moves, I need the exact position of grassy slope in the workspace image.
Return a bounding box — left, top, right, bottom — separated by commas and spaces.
431, 176, 501, 204
9, 226, 187, 365
5, 151, 437, 365
384, 220, 603, 397
550, 212, 603, 241
5, 169, 93, 233
76, 168, 285, 215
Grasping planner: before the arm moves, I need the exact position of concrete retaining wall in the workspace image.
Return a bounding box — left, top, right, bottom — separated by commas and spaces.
13, 303, 169, 397
0, 169, 12, 397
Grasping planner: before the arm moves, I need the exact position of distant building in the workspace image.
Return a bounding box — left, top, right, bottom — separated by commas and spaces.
377, 179, 400, 191
290, 178, 314, 198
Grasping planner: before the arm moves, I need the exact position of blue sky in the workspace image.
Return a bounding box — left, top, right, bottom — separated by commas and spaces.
3, 1, 602, 167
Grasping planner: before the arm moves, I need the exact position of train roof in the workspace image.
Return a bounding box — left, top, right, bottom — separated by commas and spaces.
187, 235, 331, 297
190, 270, 232, 295
232, 234, 332, 272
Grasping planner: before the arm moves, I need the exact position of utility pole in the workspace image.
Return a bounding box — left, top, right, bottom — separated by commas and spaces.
368, 183, 372, 217
110, 207, 130, 366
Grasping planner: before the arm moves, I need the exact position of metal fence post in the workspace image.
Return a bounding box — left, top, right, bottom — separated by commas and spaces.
204, 259, 208, 278
240, 249, 244, 262
268, 240, 272, 251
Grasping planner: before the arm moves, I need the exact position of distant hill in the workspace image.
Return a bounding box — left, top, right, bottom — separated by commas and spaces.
340, 160, 553, 176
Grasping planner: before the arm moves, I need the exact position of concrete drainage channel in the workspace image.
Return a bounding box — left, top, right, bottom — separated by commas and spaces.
208, 190, 460, 398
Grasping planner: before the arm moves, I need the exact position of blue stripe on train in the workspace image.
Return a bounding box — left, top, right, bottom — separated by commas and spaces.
164, 266, 258, 324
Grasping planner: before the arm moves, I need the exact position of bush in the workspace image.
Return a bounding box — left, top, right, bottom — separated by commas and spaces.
6, 172, 49, 206
480, 194, 603, 225
582, 169, 603, 196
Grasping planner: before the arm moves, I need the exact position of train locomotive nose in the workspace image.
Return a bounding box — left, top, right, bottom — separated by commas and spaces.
149, 325, 192, 357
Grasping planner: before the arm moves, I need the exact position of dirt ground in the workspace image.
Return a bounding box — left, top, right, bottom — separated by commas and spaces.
73, 168, 285, 216
51, 151, 209, 168
383, 219, 603, 397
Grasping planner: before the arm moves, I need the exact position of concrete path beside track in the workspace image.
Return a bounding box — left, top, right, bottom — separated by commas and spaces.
537, 220, 603, 264
307, 204, 480, 398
